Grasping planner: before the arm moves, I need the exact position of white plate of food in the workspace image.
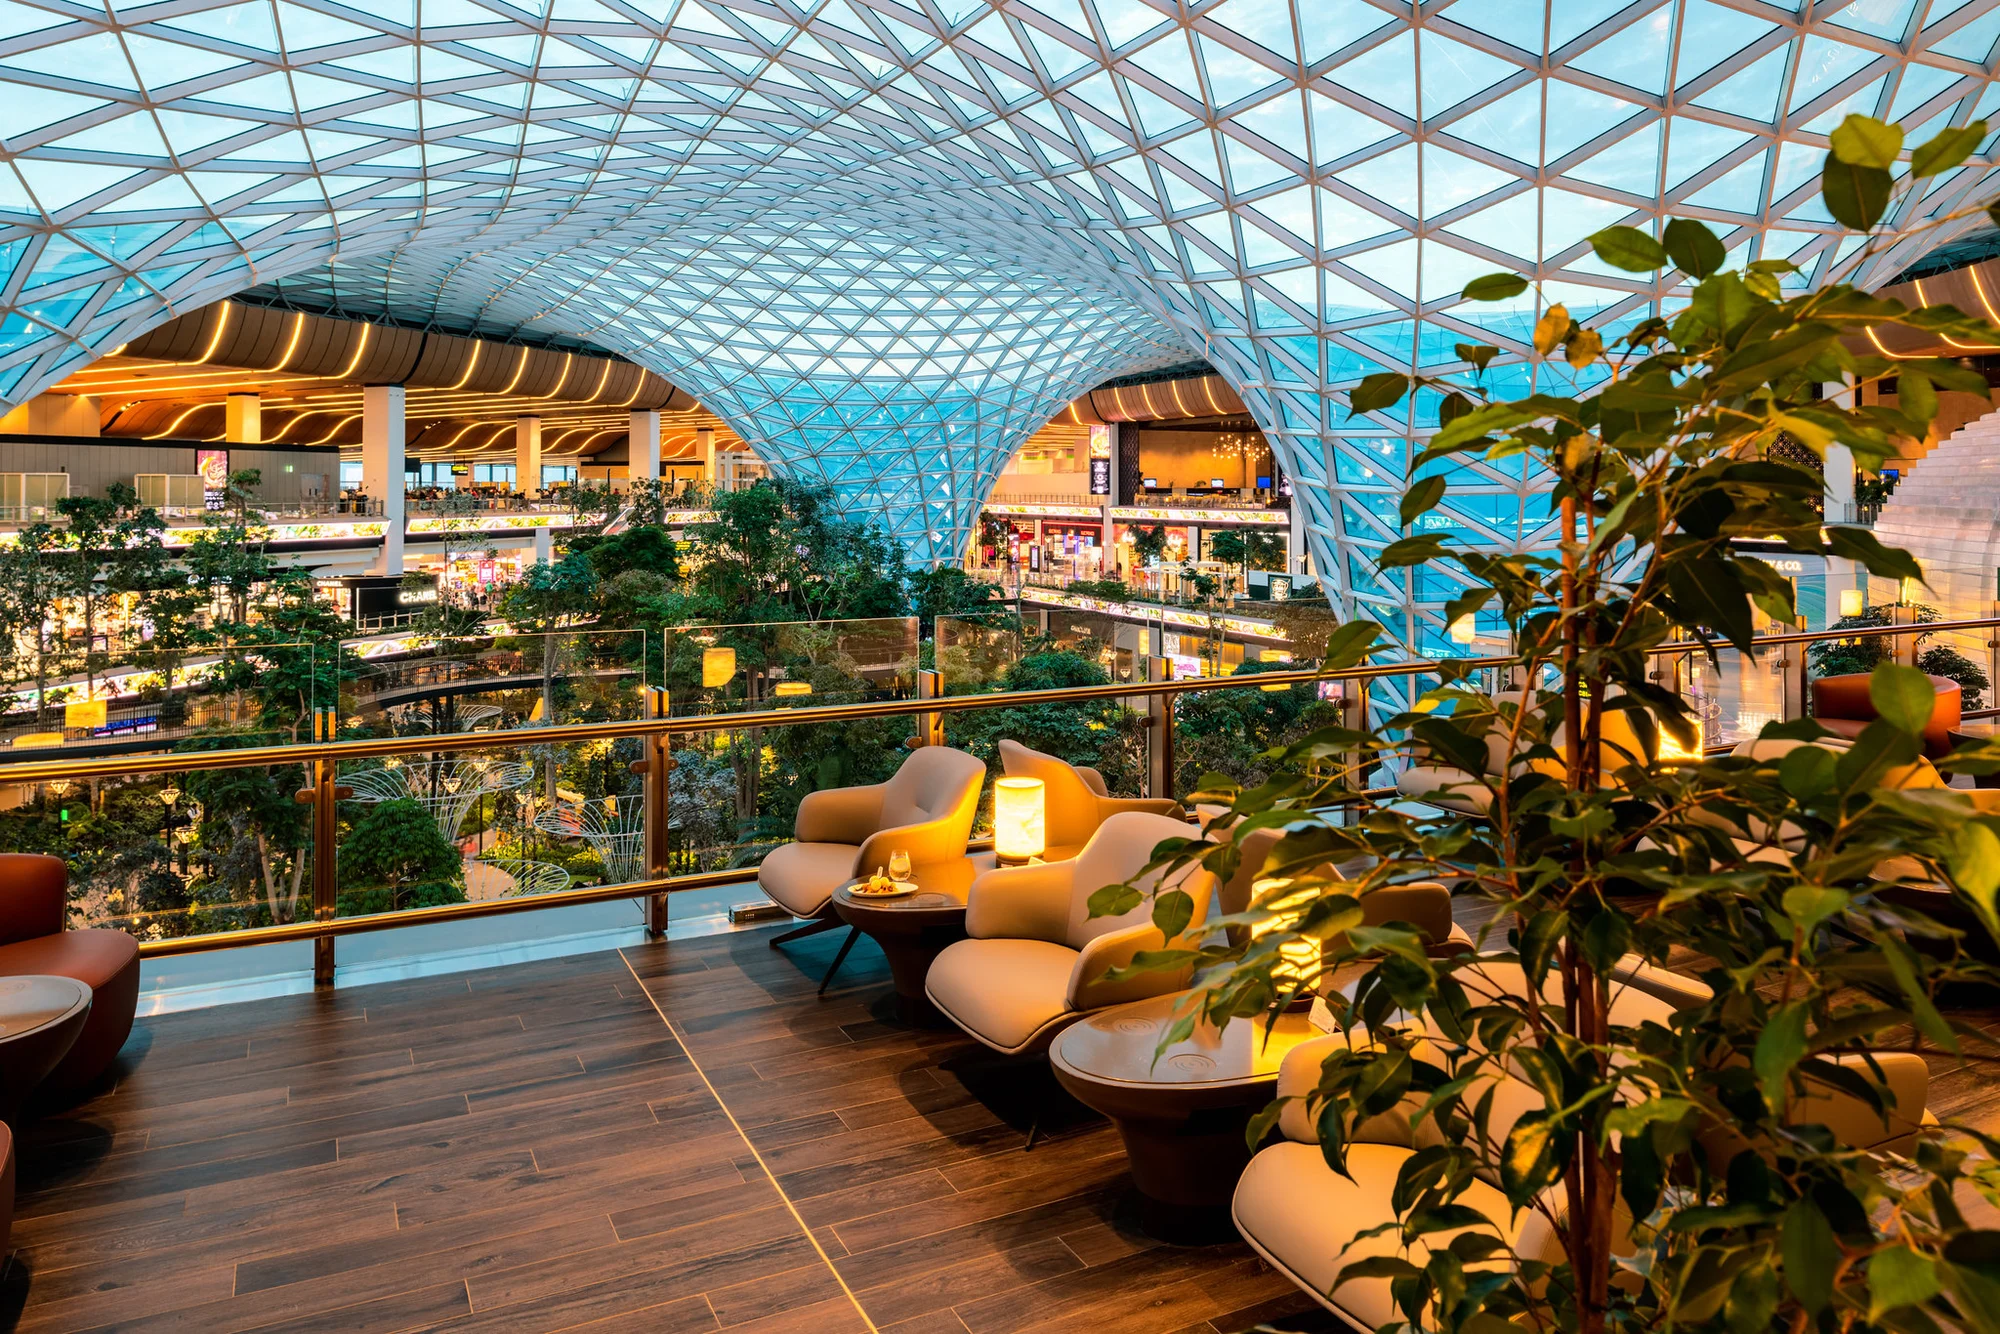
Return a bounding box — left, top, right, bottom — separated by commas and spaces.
847, 876, 919, 899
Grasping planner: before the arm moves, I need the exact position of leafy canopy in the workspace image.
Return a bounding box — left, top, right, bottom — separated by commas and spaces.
1121, 114, 2000, 1334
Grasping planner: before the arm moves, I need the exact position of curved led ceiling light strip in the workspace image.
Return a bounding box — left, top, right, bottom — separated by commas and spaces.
0, 0, 1996, 606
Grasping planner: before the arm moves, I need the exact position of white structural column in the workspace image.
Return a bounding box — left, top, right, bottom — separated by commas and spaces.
698, 427, 716, 481
516, 415, 542, 497
630, 409, 662, 481
534, 526, 553, 563
1824, 440, 1860, 618
364, 384, 406, 575
225, 392, 260, 444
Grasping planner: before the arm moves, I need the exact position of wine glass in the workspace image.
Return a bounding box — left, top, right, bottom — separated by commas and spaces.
888, 849, 912, 884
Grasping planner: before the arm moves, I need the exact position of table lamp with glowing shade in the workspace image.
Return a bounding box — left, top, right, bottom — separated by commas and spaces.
701, 646, 737, 689
1839, 587, 1866, 619
993, 776, 1046, 865
1250, 876, 1321, 1010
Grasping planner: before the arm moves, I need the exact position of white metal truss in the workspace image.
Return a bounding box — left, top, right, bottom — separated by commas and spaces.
3, 0, 1999, 629
343, 756, 535, 842
532, 794, 644, 883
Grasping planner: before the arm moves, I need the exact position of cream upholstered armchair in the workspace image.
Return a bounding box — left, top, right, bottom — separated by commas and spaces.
997, 739, 1182, 861
758, 745, 986, 982
1236, 968, 1934, 1328
925, 810, 1214, 1058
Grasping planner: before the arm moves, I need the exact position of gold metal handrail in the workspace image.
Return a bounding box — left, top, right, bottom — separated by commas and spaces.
22, 611, 1993, 975
8, 613, 1991, 786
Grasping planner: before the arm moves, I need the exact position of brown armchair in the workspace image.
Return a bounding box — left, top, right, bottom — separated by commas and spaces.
0, 853, 140, 1097
1813, 671, 1960, 757
997, 739, 1181, 861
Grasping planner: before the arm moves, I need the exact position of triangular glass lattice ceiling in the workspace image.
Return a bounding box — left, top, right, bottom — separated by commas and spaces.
0, 0, 1997, 614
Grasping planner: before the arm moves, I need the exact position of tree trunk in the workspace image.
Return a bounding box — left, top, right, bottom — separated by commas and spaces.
257, 832, 283, 923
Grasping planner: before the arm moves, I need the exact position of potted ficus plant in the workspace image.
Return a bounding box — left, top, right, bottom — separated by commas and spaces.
1105, 114, 2000, 1332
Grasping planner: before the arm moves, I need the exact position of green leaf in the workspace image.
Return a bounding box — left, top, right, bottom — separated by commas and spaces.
1589, 224, 1668, 272
1244, 1097, 1286, 1152
1348, 371, 1410, 415
1830, 113, 1903, 168
1500, 1109, 1563, 1205
1619, 1123, 1664, 1222
1400, 474, 1447, 527
1939, 1256, 2000, 1334
1727, 1262, 1781, 1334
1778, 743, 1837, 799
1663, 217, 1726, 279
1872, 1246, 1942, 1318
1518, 909, 1567, 988
1782, 884, 1850, 934
1461, 272, 1529, 302
1086, 883, 1141, 920
1912, 121, 1985, 177
1150, 888, 1193, 941
1673, 1245, 1757, 1323
1823, 156, 1894, 231
1951, 821, 2000, 920
1378, 534, 1451, 569
1334, 1255, 1424, 1287
1782, 1198, 1841, 1315
1883, 934, 1957, 1053
1606, 1097, 1697, 1138
1665, 556, 1756, 652
1823, 525, 1924, 581
1580, 909, 1631, 974
1755, 1001, 1809, 1111
1872, 662, 1938, 735
1454, 341, 1498, 371
1899, 371, 1939, 430
1319, 617, 1382, 670
1442, 586, 1495, 633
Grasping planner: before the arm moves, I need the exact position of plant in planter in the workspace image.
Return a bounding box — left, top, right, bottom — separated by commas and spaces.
1109, 115, 2000, 1332
1809, 602, 1990, 710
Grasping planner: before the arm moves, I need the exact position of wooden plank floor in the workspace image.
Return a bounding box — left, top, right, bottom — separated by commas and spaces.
0, 926, 1340, 1334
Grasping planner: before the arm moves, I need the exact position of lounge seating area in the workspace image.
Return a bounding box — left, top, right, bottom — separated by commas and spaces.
0, 721, 1995, 1333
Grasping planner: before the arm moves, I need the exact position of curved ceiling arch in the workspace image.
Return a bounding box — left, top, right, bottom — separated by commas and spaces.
3, 0, 1999, 616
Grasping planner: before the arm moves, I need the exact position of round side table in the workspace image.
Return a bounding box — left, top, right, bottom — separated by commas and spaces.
832, 853, 993, 1024
0, 975, 92, 1123
1052, 992, 1318, 1243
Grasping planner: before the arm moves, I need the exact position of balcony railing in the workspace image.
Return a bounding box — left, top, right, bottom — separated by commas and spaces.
5, 611, 1993, 989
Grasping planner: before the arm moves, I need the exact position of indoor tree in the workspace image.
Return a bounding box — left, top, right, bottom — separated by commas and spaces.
1116, 114, 2000, 1332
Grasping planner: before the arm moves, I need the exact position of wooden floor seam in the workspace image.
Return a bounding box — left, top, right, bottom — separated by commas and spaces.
615, 944, 883, 1334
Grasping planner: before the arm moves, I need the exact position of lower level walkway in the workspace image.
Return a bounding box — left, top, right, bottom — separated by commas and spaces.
0, 925, 1334, 1334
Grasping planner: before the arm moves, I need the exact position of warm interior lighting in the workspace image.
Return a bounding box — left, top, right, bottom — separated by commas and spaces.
993, 776, 1046, 863
1251, 877, 1319, 1006
1901, 576, 1921, 603
1657, 716, 1705, 762
1260, 681, 1291, 692
64, 699, 107, 729
1449, 614, 1477, 644
1840, 588, 1865, 618
701, 646, 737, 688
772, 681, 812, 697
